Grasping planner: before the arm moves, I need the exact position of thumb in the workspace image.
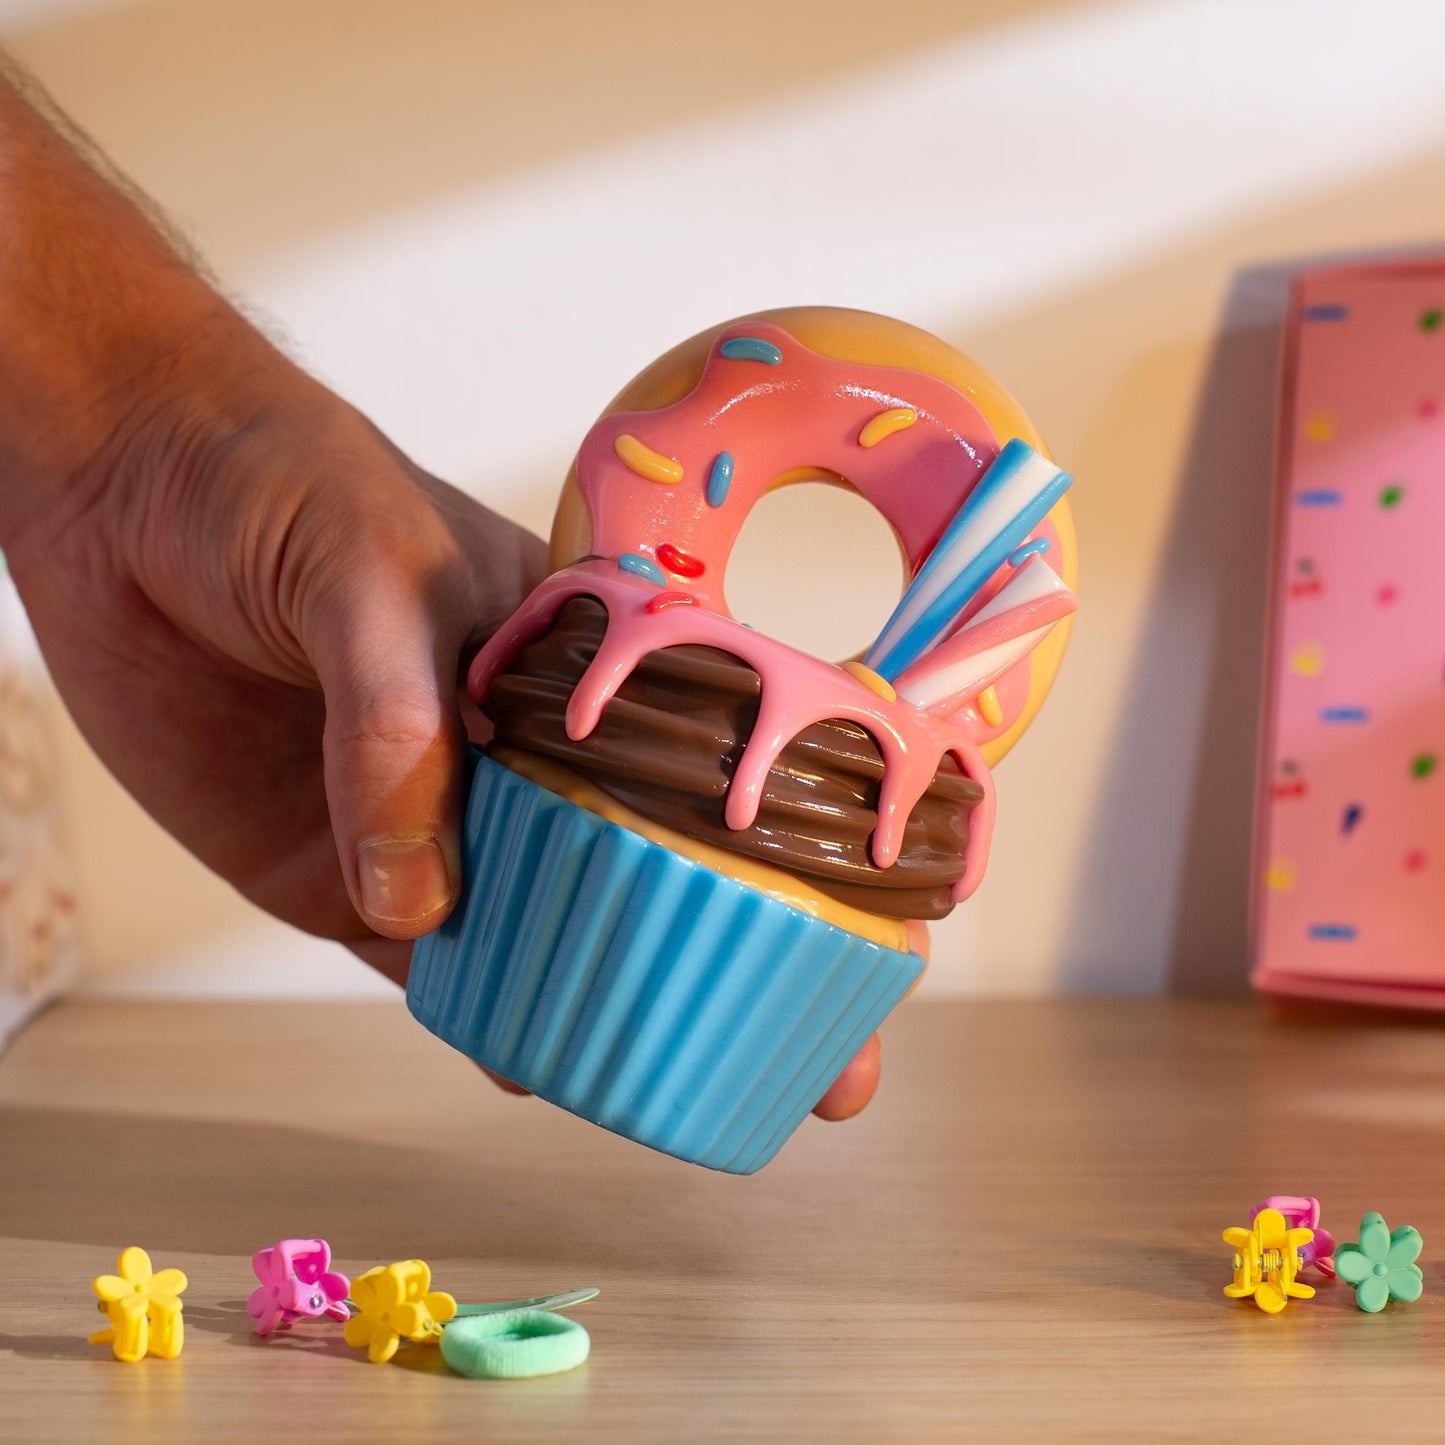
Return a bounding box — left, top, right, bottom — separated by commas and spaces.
308, 568, 468, 941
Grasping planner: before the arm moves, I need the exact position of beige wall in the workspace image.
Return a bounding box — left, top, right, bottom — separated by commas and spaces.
6, 0, 1445, 995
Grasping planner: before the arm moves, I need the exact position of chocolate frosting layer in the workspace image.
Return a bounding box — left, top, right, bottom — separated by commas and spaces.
483, 597, 980, 919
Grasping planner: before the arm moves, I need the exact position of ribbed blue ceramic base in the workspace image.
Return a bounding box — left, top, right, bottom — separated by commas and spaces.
408, 751, 924, 1174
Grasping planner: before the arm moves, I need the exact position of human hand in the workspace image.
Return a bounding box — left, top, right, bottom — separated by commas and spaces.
7, 358, 547, 984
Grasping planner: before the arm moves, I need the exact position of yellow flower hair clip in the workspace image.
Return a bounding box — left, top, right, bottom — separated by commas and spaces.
342, 1259, 457, 1364
1223, 1207, 1315, 1314
89, 1246, 188, 1362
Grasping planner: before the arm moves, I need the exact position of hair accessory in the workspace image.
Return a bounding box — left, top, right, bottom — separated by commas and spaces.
89, 1246, 187, 1362
453, 1287, 600, 1318
440, 1309, 590, 1379
1334, 1212, 1424, 1312
1223, 1207, 1316, 1313
248, 1238, 351, 1336
343, 1259, 457, 1364
1250, 1195, 1336, 1279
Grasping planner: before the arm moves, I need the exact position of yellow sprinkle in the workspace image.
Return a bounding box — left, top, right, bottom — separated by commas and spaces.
843, 661, 897, 702
1289, 640, 1325, 677
858, 407, 918, 449
977, 685, 1004, 728
1265, 859, 1295, 891
1303, 412, 1335, 443
614, 433, 684, 484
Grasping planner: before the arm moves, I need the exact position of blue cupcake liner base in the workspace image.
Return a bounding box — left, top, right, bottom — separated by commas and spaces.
408, 751, 924, 1174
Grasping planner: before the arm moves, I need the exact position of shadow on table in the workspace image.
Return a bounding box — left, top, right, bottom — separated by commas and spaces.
0, 1101, 684, 1274
0, 1329, 97, 1361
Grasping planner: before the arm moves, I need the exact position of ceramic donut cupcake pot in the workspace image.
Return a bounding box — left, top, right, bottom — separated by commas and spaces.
408, 307, 1078, 1174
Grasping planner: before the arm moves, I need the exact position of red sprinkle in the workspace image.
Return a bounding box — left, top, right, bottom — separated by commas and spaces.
1288, 578, 1323, 598
657, 542, 706, 578
645, 591, 699, 614
1270, 780, 1308, 801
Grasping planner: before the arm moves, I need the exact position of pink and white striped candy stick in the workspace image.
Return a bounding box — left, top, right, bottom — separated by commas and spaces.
894, 558, 1076, 715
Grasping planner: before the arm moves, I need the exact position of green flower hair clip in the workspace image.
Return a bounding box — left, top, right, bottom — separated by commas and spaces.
1334, 1212, 1423, 1313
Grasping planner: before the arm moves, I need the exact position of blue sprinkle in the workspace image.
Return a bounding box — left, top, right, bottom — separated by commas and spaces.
1342, 803, 1363, 835
1321, 707, 1370, 724
719, 337, 783, 365
1309, 924, 1357, 941
1296, 490, 1343, 507
1302, 303, 1350, 322
706, 451, 734, 508
617, 552, 665, 586
1007, 538, 1051, 567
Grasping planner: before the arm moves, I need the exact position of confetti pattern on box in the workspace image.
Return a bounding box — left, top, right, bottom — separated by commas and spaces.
1254, 265, 1445, 1000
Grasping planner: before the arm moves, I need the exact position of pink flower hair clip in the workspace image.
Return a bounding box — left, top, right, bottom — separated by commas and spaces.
1251, 1195, 1336, 1279
248, 1238, 351, 1336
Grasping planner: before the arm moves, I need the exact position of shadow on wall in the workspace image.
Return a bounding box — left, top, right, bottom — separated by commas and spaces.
1052, 269, 1287, 994
1130, 271, 1285, 994
4, 0, 1099, 268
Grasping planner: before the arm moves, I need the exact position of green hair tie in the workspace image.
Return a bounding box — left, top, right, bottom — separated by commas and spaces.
439, 1309, 590, 1379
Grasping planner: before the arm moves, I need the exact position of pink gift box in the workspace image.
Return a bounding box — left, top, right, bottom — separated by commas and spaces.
1252, 260, 1445, 1008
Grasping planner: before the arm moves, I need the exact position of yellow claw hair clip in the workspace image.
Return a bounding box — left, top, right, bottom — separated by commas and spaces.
343, 1259, 457, 1364
89, 1246, 188, 1362
1223, 1207, 1316, 1314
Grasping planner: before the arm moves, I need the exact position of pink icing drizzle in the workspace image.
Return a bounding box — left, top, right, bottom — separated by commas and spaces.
469, 565, 997, 903
469, 322, 1045, 907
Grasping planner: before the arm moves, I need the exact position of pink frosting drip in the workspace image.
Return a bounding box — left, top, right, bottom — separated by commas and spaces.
468, 564, 997, 904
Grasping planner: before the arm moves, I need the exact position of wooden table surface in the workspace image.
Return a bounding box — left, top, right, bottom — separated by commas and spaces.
2, 997, 1443, 1442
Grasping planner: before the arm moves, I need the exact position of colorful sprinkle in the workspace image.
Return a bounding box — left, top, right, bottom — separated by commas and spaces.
1303, 413, 1336, 442
1320, 707, 1369, 723
1420, 398, 1439, 419
645, 590, 699, 614
1379, 482, 1405, 508
1309, 924, 1357, 941
1420, 308, 1442, 332
1296, 490, 1343, 507
1289, 641, 1325, 677
719, 337, 783, 365
858, 407, 918, 449
1007, 538, 1051, 567
1302, 303, 1350, 322
976, 684, 1004, 728
843, 661, 897, 703
1341, 803, 1363, 836
1377, 584, 1398, 607
1410, 752, 1436, 779
1405, 849, 1428, 872
617, 552, 666, 585
1289, 577, 1323, 598
656, 542, 705, 579
614, 433, 683, 485
1265, 860, 1295, 891
1271, 779, 1307, 801
706, 452, 734, 508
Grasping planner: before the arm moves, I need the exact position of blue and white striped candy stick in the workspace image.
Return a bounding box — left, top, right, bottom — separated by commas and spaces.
863, 440, 1072, 681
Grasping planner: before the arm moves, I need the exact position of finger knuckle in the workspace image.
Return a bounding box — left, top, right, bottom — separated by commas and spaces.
335, 695, 446, 754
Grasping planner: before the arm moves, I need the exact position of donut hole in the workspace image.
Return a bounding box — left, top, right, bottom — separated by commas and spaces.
725, 481, 906, 661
